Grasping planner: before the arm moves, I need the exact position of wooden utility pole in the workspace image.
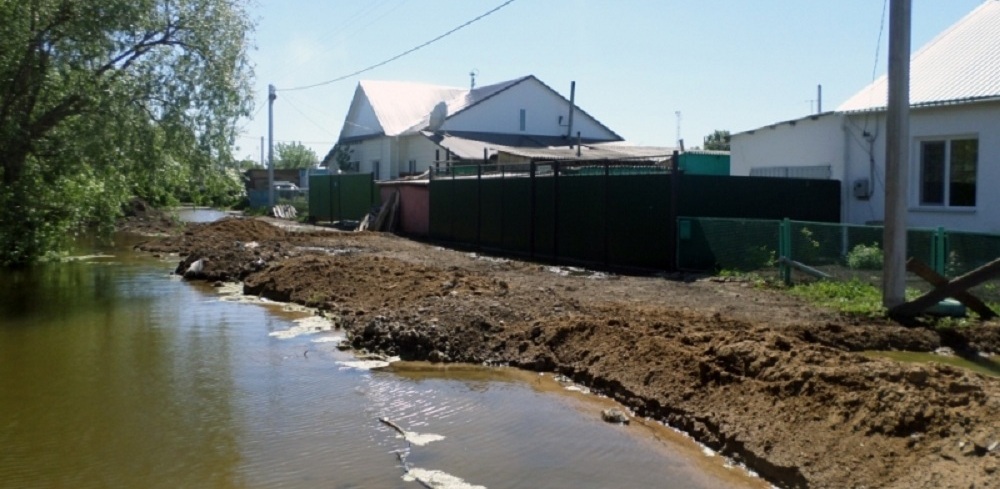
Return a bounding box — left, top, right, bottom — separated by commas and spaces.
883, 0, 911, 309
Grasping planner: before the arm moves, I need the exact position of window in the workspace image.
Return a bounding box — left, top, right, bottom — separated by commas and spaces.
519, 109, 526, 131
408, 159, 417, 174
918, 137, 977, 207
371, 160, 380, 180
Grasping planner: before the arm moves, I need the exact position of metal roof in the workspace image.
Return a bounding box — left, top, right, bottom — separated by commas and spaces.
358, 80, 466, 136
838, 0, 1000, 112
350, 75, 622, 141
421, 132, 642, 161
494, 144, 675, 162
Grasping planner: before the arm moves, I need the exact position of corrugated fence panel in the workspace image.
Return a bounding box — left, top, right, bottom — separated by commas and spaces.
308, 175, 333, 221
480, 178, 504, 249
340, 173, 376, 221
558, 175, 607, 264
502, 177, 532, 254
606, 174, 671, 269
533, 177, 556, 260
680, 175, 840, 222
429, 179, 455, 241
452, 178, 480, 243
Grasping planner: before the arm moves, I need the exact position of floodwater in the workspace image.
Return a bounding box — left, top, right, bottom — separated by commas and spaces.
865, 350, 1000, 378
0, 214, 766, 489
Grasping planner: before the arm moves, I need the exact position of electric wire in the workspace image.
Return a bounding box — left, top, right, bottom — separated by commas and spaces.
254, 1, 393, 86
277, 0, 516, 92
279, 92, 340, 138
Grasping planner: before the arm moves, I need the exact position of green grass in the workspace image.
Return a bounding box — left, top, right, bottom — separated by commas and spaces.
788, 279, 887, 316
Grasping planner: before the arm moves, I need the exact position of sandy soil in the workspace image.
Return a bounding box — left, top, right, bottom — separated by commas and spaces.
134, 216, 1000, 489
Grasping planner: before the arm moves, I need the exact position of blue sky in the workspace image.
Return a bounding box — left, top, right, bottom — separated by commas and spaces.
236, 0, 985, 162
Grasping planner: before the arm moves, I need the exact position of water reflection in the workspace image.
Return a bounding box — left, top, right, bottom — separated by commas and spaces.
0, 237, 765, 489
0, 257, 242, 489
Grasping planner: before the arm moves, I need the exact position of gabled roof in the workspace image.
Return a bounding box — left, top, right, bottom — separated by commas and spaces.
338, 75, 622, 142
354, 80, 466, 136
838, 0, 1000, 112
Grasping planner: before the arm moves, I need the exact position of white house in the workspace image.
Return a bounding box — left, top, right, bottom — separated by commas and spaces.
334, 75, 623, 180
730, 0, 1000, 233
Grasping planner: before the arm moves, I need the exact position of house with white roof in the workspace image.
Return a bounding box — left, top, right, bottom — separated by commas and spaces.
334, 75, 623, 180
730, 0, 1000, 233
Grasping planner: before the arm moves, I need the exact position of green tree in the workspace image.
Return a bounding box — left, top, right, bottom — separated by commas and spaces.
321, 143, 354, 172
0, 0, 254, 266
273, 141, 318, 169
703, 130, 731, 151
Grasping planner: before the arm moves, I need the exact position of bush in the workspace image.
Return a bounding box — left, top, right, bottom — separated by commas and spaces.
847, 243, 883, 270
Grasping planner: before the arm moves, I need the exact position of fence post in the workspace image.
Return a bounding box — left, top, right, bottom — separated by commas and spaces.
779, 218, 792, 285
603, 160, 610, 267
932, 227, 947, 276
529, 160, 536, 259
667, 151, 680, 271
477, 163, 482, 249
553, 160, 561, 265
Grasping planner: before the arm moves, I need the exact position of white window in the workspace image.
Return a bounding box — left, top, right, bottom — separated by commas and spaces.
917, 137, 977, 207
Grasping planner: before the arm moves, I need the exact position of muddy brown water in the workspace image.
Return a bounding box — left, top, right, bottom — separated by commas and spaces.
0, 216, 767, 489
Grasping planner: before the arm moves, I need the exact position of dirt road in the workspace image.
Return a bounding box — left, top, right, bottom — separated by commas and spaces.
136, 216, 1000, 489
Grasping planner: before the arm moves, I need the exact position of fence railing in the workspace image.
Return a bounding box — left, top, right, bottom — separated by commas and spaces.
678, 217, 1000, 302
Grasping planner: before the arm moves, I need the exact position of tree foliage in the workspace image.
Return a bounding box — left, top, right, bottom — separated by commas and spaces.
0, 0, 254, 266
703, 130, 731, 151
273, 141, 318, 169
321, 143, 354, 172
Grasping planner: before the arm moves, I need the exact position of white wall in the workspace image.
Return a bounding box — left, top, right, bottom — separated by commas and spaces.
904, 102, 1000, 233
733, 101, 1000, 233
441, 78, 618, 140
398, 135, 442, 174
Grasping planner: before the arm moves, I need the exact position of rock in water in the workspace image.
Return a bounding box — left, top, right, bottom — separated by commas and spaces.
601, 408, 629, 424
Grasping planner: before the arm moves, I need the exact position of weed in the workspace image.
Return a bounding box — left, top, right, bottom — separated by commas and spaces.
846, 243, 883, 270
788, 278, 886, 316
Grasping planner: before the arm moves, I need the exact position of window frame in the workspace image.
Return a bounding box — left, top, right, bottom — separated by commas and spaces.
913, 134, 978, 210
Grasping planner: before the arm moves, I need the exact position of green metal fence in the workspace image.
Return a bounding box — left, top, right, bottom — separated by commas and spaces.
677, 217, 1000, 302
429, 160, 840, 271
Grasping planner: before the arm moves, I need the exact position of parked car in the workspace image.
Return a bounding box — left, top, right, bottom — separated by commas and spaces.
272, 181, 299, 191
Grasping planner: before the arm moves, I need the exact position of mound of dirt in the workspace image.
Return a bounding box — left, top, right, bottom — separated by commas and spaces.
140, 217, 1000, 489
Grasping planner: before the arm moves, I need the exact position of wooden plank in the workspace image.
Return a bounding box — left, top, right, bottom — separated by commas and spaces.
892, 256, 1000, 317
906, 258, 996, 319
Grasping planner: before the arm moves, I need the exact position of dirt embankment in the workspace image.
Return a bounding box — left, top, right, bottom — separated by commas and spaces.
136, 216, 1000, 489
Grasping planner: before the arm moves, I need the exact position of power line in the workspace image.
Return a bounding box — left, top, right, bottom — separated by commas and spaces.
277, 0, 516, 92
237, 135, 334, 145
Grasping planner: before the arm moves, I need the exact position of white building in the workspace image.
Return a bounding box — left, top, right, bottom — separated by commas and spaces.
730, 0, 1000, 233
334, 75, 623, 180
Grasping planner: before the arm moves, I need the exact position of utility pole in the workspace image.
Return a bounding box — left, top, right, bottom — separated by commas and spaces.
883, 0, 911, 309
260, 136, 264, 168
675, 111, 682, 148
268, 84, 276, 208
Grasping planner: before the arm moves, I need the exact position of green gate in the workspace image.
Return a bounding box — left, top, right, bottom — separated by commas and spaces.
308, 173, 378, 223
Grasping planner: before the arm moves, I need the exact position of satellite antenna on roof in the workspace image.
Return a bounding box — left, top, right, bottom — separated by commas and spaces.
469, 69, 479, 90
428, 102, 447, 132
